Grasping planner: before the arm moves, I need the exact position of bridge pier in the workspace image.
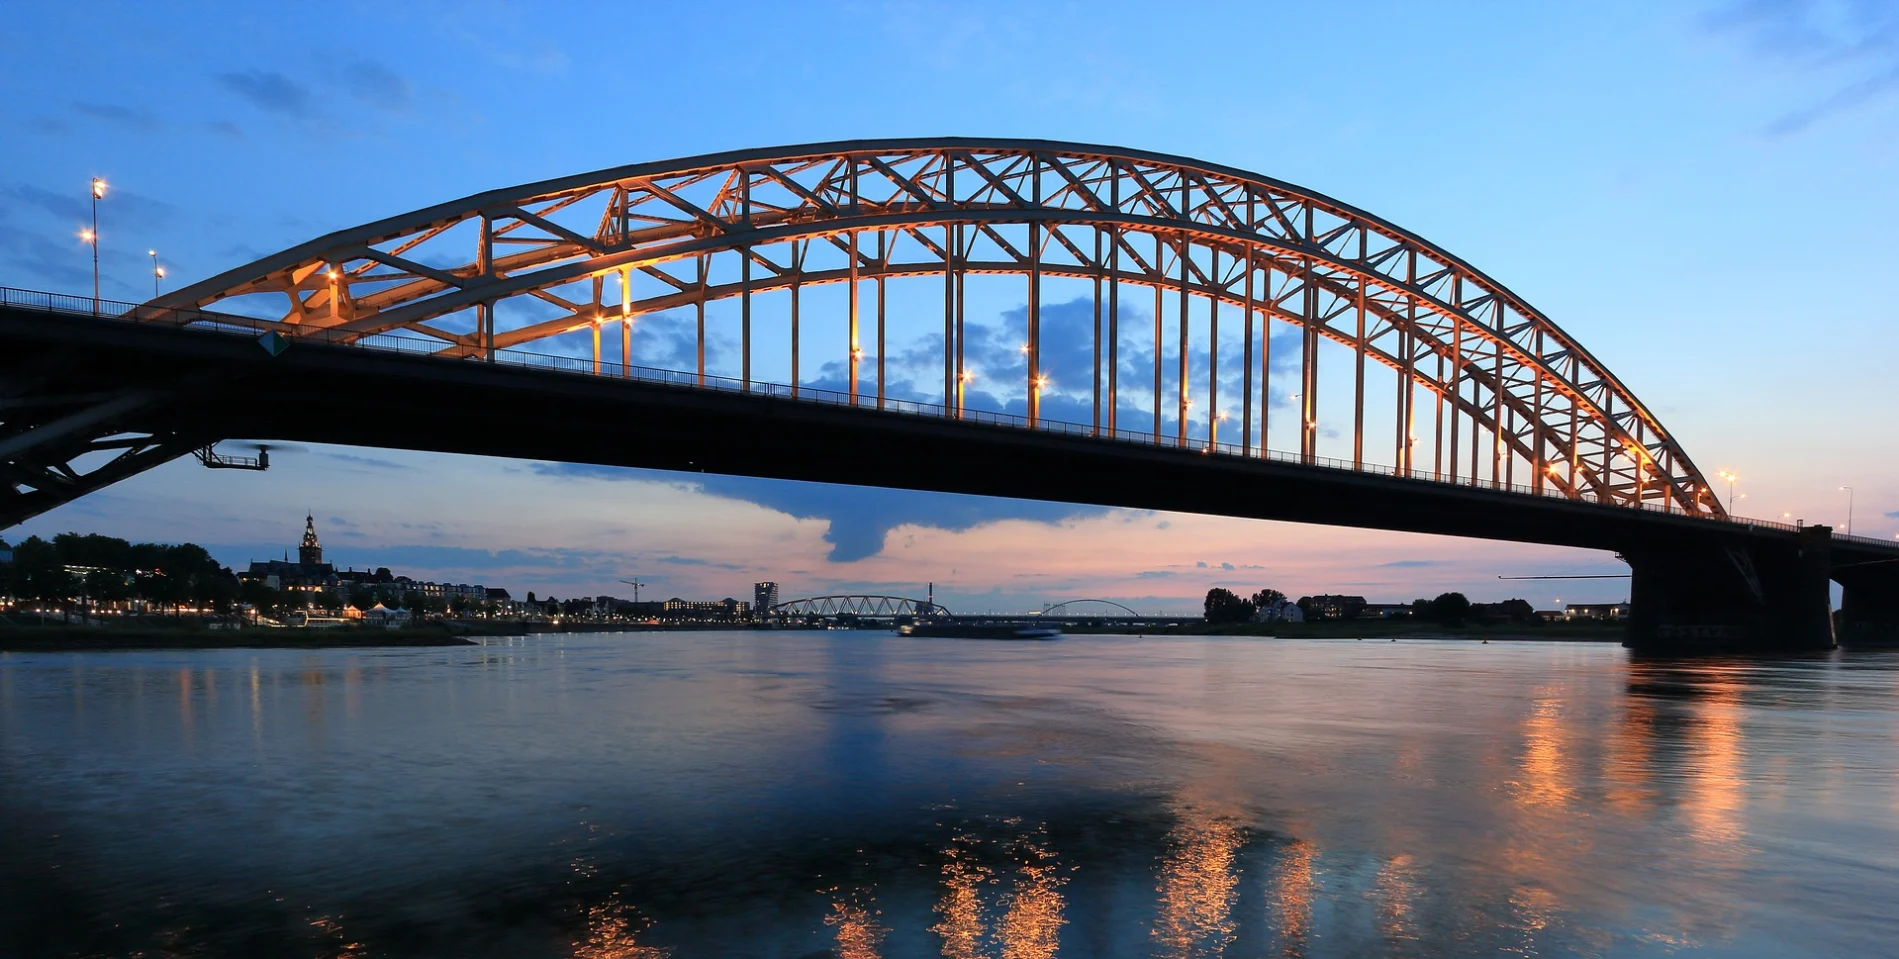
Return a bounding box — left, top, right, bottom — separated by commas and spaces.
1623, 525, 1835, 655
1835, 556, 1899, 647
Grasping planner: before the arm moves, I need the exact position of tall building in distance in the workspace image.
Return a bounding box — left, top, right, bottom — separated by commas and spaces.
754, 582, 779, 621
298, 513, 323, 567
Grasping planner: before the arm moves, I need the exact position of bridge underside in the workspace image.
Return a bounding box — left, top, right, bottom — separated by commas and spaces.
3, 307, 1892, 653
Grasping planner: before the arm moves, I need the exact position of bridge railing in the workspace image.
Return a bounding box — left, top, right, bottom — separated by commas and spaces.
3, 285, 1880, 545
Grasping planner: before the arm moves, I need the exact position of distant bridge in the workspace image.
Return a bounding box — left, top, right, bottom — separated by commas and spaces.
2, 138, 1894, 651
772, 595, 946, 619
1040, 599, 1143, 617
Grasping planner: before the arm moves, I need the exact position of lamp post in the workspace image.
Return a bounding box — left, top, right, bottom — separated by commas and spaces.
89, 177, 106, 313
956, 370, 972, 418
149, 250, 164, 299
1840, 486, 1854, 537
1717, 469, 1738, 515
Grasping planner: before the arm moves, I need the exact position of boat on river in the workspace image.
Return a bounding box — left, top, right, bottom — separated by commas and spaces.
899, 622, 1063, 640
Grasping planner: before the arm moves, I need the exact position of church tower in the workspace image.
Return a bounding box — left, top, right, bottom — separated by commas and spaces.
299, 514, 323, 567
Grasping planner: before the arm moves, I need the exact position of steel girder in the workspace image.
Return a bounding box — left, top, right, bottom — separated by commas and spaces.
0, 382, 200, 529
145, 138, 1719, 517
773, 595, 945, 618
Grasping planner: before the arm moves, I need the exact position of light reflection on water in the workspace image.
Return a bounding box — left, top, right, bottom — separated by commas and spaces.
2, 633, 1898, 957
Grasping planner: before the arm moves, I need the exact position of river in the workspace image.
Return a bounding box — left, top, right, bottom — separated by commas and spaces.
2, 632, 1895, 958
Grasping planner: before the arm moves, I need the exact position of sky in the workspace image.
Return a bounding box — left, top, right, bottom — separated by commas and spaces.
2, 0, 1896, 613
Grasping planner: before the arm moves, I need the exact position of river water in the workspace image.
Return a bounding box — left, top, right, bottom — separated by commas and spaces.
2, 632, 1896, 958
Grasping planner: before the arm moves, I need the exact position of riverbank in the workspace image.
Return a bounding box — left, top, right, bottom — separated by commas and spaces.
0, 623, 480, 651
1063, 619, 1627, 641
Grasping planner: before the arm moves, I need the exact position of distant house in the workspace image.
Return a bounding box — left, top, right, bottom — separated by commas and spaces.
1253, 600, 1305, 623
1297, 594, 1367, 620
1565, 603, 1630, 621
1360, 603, 1414, 620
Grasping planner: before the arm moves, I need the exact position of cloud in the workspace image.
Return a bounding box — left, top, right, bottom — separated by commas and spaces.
1134, 570, 1175, 579
3, 183, 179, 233
1767, 65, 1899, 134
215, 70, 315, 118
72, 101, 161, 132
528, 461, 1107, 562
343, 59, 411, 109
655, 555, 748, 571
1886, 510, 1899, 519
1379, 559, 1441, 568
25, 116, 70, 135
323, 452, 409, 471
1703, 0, 1899, 134
205, 120, 243, 139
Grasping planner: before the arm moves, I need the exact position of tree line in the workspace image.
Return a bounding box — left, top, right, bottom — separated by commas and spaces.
1, 532, 496, 621
1204, 587, 1538, 626
2, 533, 238, 614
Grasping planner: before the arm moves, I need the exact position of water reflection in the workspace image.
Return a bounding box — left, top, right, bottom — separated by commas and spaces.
930, 834, 990, 959
996, 829, 1066, 959
1374, 853, 1423, 952
1152, 806, 1243, 958
925, 824, 1067, 959
825, 887, 887, 959
1266, 838, 1317, 958
2, 636, 1896, 958
1515, 689, 1574, 809
572, 891, 667, 959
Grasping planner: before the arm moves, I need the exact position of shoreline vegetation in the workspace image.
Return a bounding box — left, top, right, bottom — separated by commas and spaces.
0, 616, 1628, 650
1061, 619, 1628, 641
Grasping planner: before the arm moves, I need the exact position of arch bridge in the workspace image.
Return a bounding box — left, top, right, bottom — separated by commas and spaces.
1, 138, 1893, 651
1040, 599, 1143, 618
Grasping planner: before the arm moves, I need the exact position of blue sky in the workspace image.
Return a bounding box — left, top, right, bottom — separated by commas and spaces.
2, 0, 1895, 611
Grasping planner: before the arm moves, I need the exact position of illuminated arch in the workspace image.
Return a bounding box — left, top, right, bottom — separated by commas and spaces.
148, 138, 1718, 516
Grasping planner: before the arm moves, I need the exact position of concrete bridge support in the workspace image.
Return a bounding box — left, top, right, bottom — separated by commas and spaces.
1835, 556, 1899, 647
1623, 525, 1836, 655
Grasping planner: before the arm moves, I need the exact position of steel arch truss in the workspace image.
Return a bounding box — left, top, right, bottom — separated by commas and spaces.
773, 595, 947, 618
1040, 599, 1142, 617
151, 139, 1719, 517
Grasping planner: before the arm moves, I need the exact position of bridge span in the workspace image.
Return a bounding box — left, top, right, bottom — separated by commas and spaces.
1, 139, 1893, 652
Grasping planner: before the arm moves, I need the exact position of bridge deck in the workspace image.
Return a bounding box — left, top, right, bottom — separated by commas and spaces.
4, 298, 1893, 580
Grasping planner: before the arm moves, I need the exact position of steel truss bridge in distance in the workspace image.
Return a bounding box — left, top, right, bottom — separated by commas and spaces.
3, 138, 1896, 653
771, 595, 946, 620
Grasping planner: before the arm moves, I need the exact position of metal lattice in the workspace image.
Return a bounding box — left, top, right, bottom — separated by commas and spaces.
143, 139, 1720, 517
772, 595, 947, 618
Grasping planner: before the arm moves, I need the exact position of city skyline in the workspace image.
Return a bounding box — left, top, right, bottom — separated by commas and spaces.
3, 0, 1895, 612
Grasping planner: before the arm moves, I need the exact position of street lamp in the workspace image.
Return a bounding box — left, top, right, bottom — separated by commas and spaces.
1840, 486, 1854, 537
88, 177, 106, 313
149, 250, 165, 299
1717, 469, 1739, 514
